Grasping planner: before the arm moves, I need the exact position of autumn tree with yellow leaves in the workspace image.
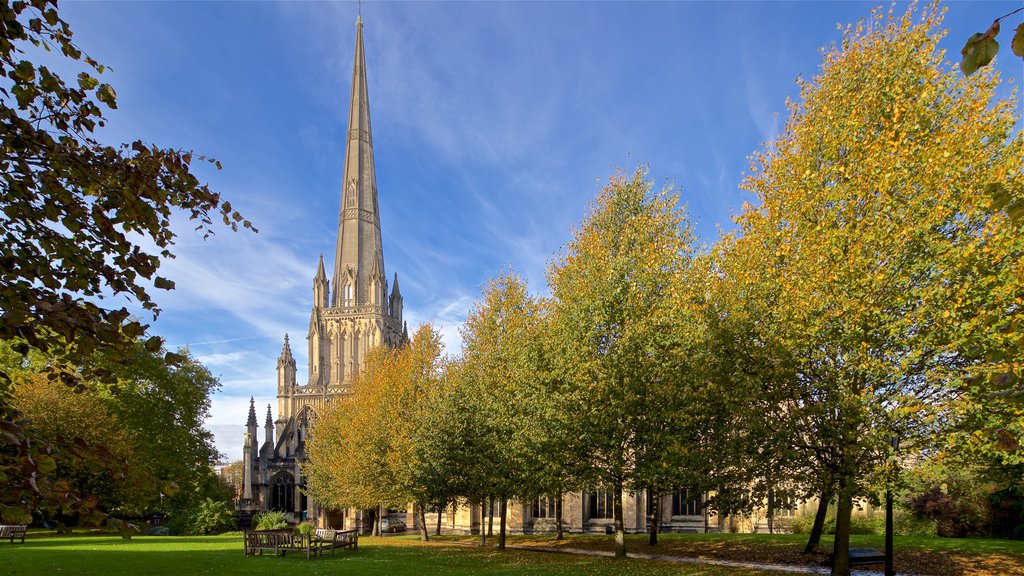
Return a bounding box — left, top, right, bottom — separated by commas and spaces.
304, 326, 445, 540
732, 3, 1022, 574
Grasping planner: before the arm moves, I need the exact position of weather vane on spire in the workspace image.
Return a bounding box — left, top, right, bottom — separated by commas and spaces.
357, 0, 362, 21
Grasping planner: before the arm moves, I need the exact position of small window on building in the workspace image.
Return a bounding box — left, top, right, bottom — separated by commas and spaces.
671, 488, 703, 517
589, 489, 614, 520
344, 283, 353, 306
533, 496, 561, 519
776, 493, 798, 517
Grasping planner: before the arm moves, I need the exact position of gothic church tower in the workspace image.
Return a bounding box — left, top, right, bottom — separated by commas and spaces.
290, 13, 406, 422
240, 16, 406, 521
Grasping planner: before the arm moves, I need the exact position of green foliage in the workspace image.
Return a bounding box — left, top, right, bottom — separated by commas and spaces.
547, 166, 701, 557
253, 510, 288, 531
2, 338, 222, 524
297, 522, 315, 535
0, 0, 254, 382
959, 7, 1024, 76
168, 498, 236, 535
960, 29, 999, 76
0, 0, 250, 534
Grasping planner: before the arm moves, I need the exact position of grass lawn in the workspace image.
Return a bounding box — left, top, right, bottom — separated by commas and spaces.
4, 532, 1022, 575
0, 533, 773, 576
438, 532, 1024, 576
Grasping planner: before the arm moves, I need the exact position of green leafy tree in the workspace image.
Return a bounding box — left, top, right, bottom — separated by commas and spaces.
9, 370, 148, 524
734, 4, 1022, 574
1, 339, 224, 524
456, 270, 549, 549
0, 0, 252, 524
547, 166, 699, 557
0, 0, 254, 380
89, 341, 223, 512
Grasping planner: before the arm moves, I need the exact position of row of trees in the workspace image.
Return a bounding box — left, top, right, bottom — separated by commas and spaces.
304, 5, 1022, 575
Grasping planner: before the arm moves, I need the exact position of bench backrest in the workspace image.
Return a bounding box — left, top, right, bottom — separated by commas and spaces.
246, 530, 297, 547
1, 525, 27, 537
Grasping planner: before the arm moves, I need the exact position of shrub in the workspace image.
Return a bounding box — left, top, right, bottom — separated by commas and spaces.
166, 498, 237, 535
297, 522, 315, 535
787, 507, 930, 537
908, 485, 989, 537
894, 510, 936, 536
254, 510, 288, 531
848, 515, 884, 535
189, 498, 237, 535
788, 511, 835, 535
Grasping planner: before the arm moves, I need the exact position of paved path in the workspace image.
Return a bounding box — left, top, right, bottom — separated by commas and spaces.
504, 544, 910, 576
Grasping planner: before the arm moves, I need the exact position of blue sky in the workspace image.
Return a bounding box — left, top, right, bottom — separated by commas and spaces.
56, 1, 1022, 462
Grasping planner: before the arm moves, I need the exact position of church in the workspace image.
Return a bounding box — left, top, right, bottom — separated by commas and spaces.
237, 15, 407, 526
238, 16, 814, 536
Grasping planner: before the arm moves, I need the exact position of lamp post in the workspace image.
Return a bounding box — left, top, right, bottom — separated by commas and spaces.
885, 434, 900, 576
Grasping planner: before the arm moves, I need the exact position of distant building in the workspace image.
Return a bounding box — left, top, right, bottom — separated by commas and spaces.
238, 15, 406, 526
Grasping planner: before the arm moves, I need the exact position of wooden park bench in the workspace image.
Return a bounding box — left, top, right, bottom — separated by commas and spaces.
830, 548, 884, 570
243, 530, 318, 559
0, 525, 27, 544
314, 528, 358, 555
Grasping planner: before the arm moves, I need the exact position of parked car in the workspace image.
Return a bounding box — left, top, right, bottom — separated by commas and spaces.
380, 518, 406, 533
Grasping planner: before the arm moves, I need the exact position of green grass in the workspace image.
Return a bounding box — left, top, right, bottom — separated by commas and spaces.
5, 532, 1022, 576
0, 533, 773, 576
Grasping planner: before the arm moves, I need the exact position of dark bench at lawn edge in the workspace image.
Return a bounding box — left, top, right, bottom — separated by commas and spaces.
829, 548, 885, 570
0, 525, 27, 544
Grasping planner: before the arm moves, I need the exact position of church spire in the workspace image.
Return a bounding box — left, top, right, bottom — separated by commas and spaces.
246, 396, 257, 427
331, 16, 386, 308
277, 333, 296, 391
313, 254, 328, 308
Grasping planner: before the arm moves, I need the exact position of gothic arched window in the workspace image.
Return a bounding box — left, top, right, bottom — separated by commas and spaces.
270, 472, 295, 512
346, 180, 356, 208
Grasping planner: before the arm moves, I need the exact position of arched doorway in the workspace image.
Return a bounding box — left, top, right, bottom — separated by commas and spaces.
270, 472, 295, 512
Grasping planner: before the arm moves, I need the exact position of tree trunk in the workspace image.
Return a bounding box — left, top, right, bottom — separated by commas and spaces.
488, 495, 494, 536
804, 483, 832, 554
370, 507, 379, 537
614, 478, 626, 558
480, 496, 487, 546
418, 501, 429, 542
498, 496, 507, 550
831, 475, 854, 576
649, 490, 659, 546
435, 500, 444, 536
555, 496, 564, 540
767, 489, 776, 534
